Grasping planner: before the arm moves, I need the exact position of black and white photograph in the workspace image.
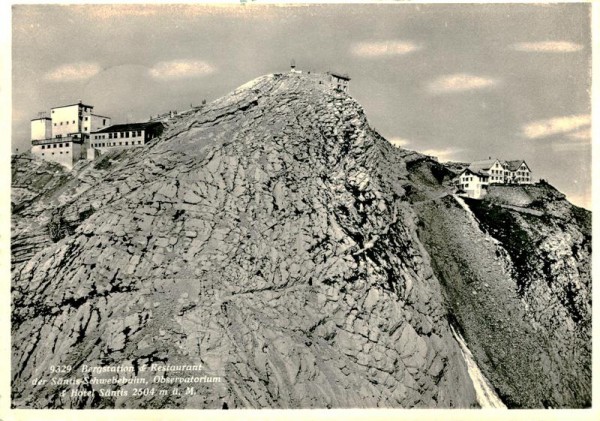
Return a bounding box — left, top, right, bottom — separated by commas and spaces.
5, 1, 595, 416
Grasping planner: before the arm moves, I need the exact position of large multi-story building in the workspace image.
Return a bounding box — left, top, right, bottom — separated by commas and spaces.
30, 101, 166, 169
457, 158, 533, 199
30, 101, 111, 169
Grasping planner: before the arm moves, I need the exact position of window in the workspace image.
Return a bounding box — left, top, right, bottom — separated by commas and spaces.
126, 132, 130, 138
42, 153, 44, 156
72, 120, 75, 124
66, 151, 69, 154
137, 130, 142, 136
60, 151, 63, 154
84, 117, 89, 121
41, 145, 45, 149
138, 141, 142, 145
52, 152, 54, 155
54, 123, 57, 126
119, 142, 122, 146
103, 119, 106, 125
120, 132, 124, 138
125, 142, 129, 146
60, 122, 63, 125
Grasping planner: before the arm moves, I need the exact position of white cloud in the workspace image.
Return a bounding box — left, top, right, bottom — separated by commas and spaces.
351, 40, 421, 57
522, 115, 591, 139
422, 148, 461, 163
568, 128, 591, 141
426, 73, 497, 94
149, 60, 215, 80
511, 41, 583, 53
45, 62, 101, 81
388, 137, 411, 147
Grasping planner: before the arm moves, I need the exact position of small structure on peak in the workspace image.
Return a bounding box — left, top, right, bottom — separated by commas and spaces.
457, 158, 533, 199
289, 59, 302, 74
327, 71, 351, 92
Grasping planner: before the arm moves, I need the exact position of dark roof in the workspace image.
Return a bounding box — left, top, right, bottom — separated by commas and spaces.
51, 102, 94, 110
503, 160, 530, 172
92, 121, 163, 134
31, 117, 51, 121
329, 72, 351, 81
460, 168, 489, 178
468, 159, 498, 172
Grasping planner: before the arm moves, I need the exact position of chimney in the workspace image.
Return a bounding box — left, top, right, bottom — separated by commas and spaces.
290, 58, 296, 70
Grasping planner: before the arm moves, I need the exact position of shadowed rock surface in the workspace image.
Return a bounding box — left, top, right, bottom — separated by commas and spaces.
11, 73, 590, 409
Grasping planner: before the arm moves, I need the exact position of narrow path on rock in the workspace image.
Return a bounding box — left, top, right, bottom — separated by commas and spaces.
451, 326, 507, 408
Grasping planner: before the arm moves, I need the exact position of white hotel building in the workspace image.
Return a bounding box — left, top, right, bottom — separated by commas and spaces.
458, 158, 533, 199
31, 101, 164, 169
30, 101, 111, 169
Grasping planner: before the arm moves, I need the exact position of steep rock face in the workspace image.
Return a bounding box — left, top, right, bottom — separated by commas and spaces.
12, 74, 478, 409
413, 177, 591, 407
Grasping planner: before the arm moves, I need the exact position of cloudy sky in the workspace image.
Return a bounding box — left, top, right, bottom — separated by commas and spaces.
12, 4, 591, 208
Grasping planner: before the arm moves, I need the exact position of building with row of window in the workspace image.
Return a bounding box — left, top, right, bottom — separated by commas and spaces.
457, 158, 533, 199
30, 101, 163, 169
30, 101, 112, 169
288, 61, 351, 93
87, 122, 164, 159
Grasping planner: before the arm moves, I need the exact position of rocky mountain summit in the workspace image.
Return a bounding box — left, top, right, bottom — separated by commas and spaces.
11, 72, 591, 409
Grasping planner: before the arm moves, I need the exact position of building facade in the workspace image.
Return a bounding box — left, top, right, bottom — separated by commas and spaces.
458, 158, 533, 199
503, 160, 532, 184
458, 168, 490, 199
31, 138, 85, 169
29, 102, 166, 169
30, 117, 52, 141
83, 114, 111, 134
30, 101, 112, 169
468, 159, 506, 184
89, 122, 164, 154
328, 72, 351, 92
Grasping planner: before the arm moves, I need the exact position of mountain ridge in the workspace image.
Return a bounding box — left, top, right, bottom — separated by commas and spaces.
11, 72, 590, 409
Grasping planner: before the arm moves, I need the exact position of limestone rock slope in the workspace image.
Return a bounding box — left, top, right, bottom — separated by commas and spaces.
11, 72, 590, 409
413, 179, 591, 408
